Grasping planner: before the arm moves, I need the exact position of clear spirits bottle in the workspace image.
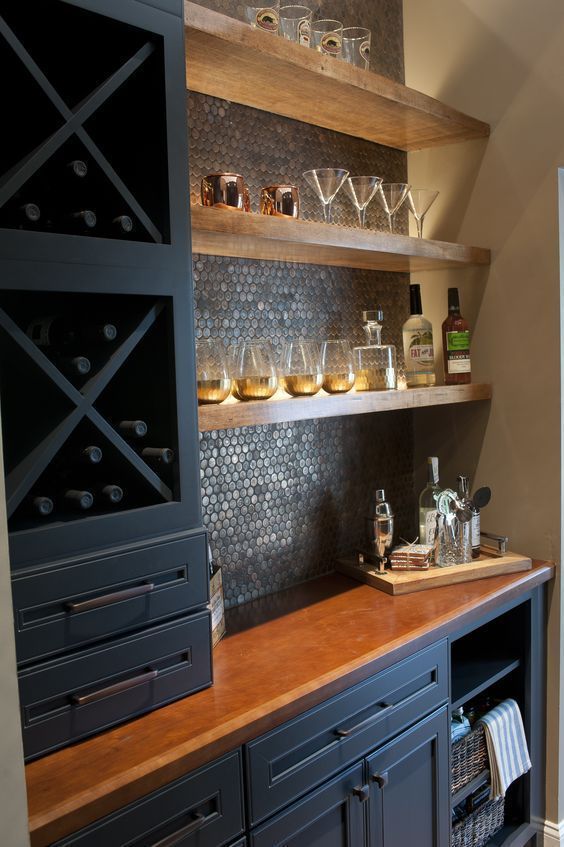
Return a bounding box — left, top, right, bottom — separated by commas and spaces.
457, 474, 480, 559
419, 456, 440, 544
355, 308, 397, 391
402, 283, 435, 387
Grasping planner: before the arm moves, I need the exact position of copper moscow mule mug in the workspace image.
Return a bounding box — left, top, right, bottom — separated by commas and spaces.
201, 173, 247, 211
260, 184, 300, 218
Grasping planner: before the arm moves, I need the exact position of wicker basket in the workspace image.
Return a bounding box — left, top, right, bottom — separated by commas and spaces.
452, 724, 489, 794
452, 796, 505, 847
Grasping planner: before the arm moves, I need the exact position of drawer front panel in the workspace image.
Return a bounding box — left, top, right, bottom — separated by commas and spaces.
246, 640, 447, 825
54, 750, 244, 847
13, 533, 208, 664
20, 611, 212, 760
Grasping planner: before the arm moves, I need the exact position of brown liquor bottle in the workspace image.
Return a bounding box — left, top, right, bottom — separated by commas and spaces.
442, 288, 471, 385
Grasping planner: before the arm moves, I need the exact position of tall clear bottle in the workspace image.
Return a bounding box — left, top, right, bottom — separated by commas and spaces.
418, 456, 440, 544
402, 283, 436, 387
457, 475, 480, 559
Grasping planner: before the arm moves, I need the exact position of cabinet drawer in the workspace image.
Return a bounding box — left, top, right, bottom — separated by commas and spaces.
53, 750, 244, 846
13, 533, 208, 664
20, 610, 212, 760
246, 640, 447, 825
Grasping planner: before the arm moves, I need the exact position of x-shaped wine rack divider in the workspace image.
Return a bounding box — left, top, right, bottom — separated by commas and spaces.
0, 14, 162, 243
0, 301, 173, 518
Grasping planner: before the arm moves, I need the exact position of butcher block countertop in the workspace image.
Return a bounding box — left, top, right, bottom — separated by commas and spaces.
26, 561, 554, 846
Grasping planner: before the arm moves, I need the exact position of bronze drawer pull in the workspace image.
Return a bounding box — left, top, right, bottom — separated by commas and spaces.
65, 582, 155, 613
352, 784, 370, 803
335, 701, 394, 738
148, 812, 207, 847
71, 669, 158, 706
372, 771, 389, 789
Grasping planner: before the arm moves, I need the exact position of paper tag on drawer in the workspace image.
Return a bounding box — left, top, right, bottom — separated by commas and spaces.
210, 565, 226, 647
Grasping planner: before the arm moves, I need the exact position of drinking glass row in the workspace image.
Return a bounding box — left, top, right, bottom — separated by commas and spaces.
246, 4, 371, 69
196, 339, 397, 404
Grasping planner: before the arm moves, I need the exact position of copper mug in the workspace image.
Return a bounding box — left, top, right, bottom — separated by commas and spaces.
260, 184, 300, 218
201, 173, 248, 211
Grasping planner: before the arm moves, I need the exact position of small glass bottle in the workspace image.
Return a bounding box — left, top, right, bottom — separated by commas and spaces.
419, 456, 440, 544
355, 308, 397, 391
442, 288, 471, 384
457, 474, 480, 559
403, 283, 435, 387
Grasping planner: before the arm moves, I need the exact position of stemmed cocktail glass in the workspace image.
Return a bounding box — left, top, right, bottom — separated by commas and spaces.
303, 168, 349, 224
343, 176, 382, 228
407, 189, 439, 238
375, 182, 410, 233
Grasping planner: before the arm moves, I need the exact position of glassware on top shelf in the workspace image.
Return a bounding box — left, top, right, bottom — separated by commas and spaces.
303, 168, 349, 224
196, 339, 232, 405
341, 27, 371, 69
343, 176, 382, 228
245, 0, 280, 33
231, 341, 278, 401
279, 5, 312, 45
321, 340, 355, 393
407, 188, 439, 238
374, 182, 410, 233
310, 19, 343, 57
280, 340, 322, 396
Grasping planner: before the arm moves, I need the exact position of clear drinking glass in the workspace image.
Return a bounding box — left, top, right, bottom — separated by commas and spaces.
435, 514, 472, 567
310, 20, 343, 57
343, 176, 382, 228
231, 341, 278, 401
196, 339, 232, 405
245, 0, 280, 33
303, 168, 349, 223
321, 340, 355, 393
375, 182, 411, 233
407, 188, 439, 238
354, 345, 397, 391
279, 5, 312, 45
341, 27, 371, 69
280, 340, 322, 396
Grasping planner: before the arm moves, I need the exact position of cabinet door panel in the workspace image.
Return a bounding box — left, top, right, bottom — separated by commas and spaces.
250, 762, 367, 847
366, 707, 449, 847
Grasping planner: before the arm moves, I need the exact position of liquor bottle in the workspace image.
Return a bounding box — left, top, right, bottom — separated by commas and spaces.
96, 484, 124, 505
63, 489, 94, 511
442, 288, 471, 385
18, 203, 41, 226
118, 419, 148, 438
418, 456, 440, 544
26, 316, 117, 348
66, 159, 88, 180
141, 447, 174, 465
80, 445, 103, 465
29, 495, 54, 518
57, 355, 91, 376
68, 209, 97, 230
457, 475, 480, 559
112, 215, 134, 234
402, 283, 435, 387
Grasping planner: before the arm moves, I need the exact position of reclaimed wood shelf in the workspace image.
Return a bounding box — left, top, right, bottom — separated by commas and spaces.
184, 2, 490, 151
190, 205, 491, 272
198, 383, 492, 432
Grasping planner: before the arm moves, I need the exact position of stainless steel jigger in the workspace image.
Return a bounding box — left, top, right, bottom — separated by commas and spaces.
365, 489, 394, 572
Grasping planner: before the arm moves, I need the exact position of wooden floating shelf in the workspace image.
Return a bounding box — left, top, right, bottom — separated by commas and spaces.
184, 2, 490, 151
198, 383, 492, 432
190, 206, 491, 272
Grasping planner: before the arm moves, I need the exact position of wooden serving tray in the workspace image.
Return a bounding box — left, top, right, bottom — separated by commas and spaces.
335, 549, 532, 595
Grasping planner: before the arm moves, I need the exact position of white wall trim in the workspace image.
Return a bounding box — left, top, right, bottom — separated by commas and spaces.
538, 817, 564, 846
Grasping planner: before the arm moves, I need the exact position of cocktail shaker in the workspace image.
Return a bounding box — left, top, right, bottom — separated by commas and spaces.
365, 488, 394, 567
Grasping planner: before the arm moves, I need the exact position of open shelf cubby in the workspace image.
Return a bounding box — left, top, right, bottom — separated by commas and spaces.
0, 291, 180, 534
0, 0, 169, 243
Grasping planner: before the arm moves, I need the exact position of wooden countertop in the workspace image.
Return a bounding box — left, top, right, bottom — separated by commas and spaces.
26, 561, 553, 846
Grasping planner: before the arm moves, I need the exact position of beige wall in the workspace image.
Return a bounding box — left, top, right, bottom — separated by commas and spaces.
0, 408, 30, 846
403, 0, 563, 828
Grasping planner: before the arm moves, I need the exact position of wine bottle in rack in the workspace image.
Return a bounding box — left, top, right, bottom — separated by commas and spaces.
57, 355, 91, 377
118, 420, 148, 439
80, 445, 103, 465
28, 495, 54, 518
18, 203, 41, 226
66, 159, 88, 180
112, 215, 134, 234
95, 484, 124, 505
141, 447, 174, 465
68, 209, 97, 231
27, 316, 118, 348
63, 489, 94, 511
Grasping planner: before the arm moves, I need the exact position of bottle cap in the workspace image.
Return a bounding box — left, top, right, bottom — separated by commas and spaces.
362, 307, 384, 323
427, 456, 439, 484
448, 287, 461, 311
409, 284, 422, 315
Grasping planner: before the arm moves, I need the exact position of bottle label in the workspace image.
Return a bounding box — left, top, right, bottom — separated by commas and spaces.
405, 330, 434, 374
471, 512, 480, 548
298, 17, 311, 45
254, 7, 279, 31
425, 509, 439, 544
446, 331, 471, 373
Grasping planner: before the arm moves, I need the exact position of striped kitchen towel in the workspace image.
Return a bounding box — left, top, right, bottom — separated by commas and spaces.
477, 699, 531, 798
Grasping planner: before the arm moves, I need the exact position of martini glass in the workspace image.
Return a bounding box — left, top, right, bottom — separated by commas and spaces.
343, 176, 382, 228
303, 168, 349, 224
407, 188, 439, 238
375, 182, 410, 233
